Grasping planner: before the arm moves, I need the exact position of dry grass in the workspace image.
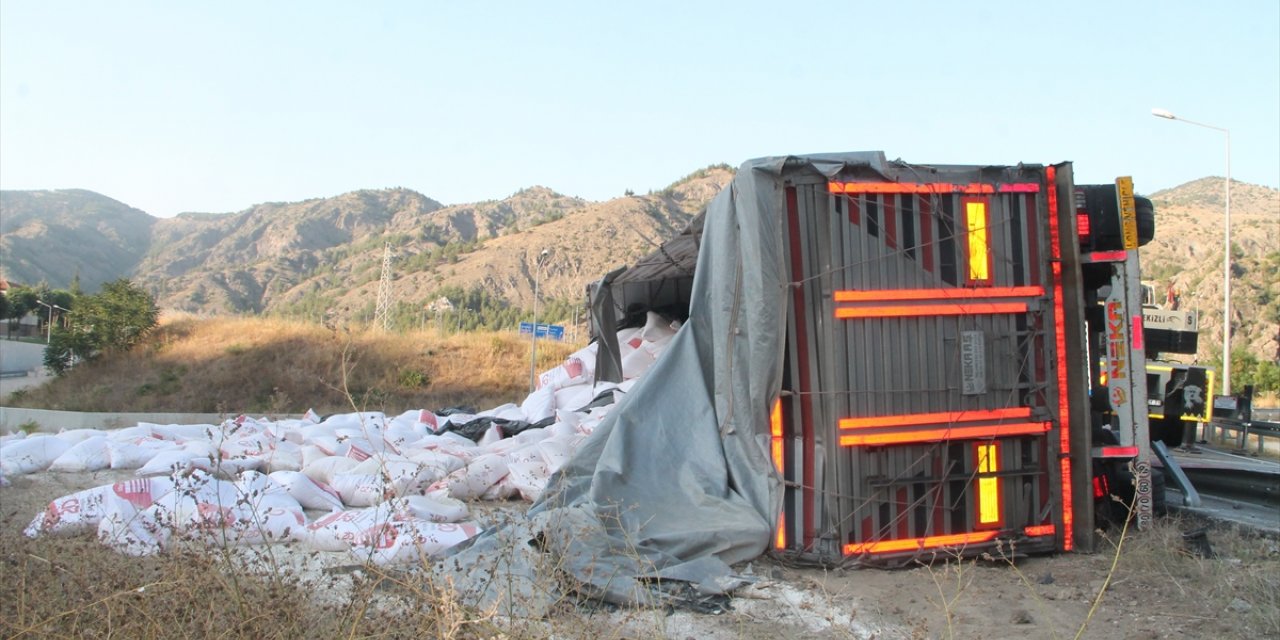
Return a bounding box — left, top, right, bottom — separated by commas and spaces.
1103, 516, 1280, 636
5, 315, 578, 415
909, 516, 1280, 639
0, 473, 674, 640
0, 528, 513, 639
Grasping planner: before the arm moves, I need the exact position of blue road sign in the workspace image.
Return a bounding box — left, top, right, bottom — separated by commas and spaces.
519, 322, 565, 340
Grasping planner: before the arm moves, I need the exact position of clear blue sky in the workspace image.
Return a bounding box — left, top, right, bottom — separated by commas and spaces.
2, 1, 1277, 218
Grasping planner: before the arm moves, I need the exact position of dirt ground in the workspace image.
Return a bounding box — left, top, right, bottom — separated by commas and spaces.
2, 469, 1277, 639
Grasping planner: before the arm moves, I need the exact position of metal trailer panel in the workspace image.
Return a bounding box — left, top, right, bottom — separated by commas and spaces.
779, 164, 1076, 561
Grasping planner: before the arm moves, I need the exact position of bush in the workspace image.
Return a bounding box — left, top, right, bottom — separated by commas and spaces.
44, 279, 159, 375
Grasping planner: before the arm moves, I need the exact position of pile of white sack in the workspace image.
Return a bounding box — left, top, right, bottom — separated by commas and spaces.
3, 313, 681, 565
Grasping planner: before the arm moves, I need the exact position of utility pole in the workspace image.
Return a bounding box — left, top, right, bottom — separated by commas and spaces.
529, 248, 550, 392
374, 243, 395, 331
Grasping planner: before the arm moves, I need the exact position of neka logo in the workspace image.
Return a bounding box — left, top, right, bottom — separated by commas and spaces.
1107, 301, 1127, 381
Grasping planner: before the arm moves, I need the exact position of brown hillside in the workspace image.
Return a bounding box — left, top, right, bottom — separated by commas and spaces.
1144, 177, 1280, 365
315, 168, 734, 322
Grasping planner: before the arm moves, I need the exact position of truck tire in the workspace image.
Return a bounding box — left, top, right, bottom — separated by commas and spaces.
1095, 462, 1167, 527
1152, 467, 1168, 515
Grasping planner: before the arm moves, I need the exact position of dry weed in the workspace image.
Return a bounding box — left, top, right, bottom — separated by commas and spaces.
6, 315, 577, 415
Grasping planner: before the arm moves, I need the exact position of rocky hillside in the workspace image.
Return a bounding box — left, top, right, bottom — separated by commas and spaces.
266, 169, 729, 323
1, 167, 730, 319
1143, 178, 1280, 364
4, 170, 1275, 365
0, 189, 155, 289
135, 188, 448, 314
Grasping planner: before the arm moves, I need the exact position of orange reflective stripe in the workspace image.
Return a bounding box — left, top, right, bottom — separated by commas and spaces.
838, 422, 1051, 446
833, 286, 1044, 302
839, 407, 1031, 430
1024, 524, 1056, 537
835, 302, 1027, 319
770, 398, 784, 469
771, 399, 785, 549
843, 531, 999, 555
829, 182, 1039, 195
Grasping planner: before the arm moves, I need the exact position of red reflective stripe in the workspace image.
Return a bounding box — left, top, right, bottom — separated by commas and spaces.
1100, 446, 1139, 457
843, 531, 999, 555
840, 407, 1032, 430
1131, 315, 1145, 351
833, 286, 1044, 302
1081, 250, 1128, 263
829, 182, 1037, 195
1024, 524, 1056, 537
1047, 166, 1074, 552
835, 302, 1027, 319
838, 422, 1051, 446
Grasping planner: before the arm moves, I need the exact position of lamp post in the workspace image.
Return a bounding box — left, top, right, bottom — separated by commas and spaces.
530, 248, 550, 393
1151, 108, 1232, 396
34, 299, 68, 344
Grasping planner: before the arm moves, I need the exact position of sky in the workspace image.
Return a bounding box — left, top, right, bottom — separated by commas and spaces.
2, 1, 1277, 218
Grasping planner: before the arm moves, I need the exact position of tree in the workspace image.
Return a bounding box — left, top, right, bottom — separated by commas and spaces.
1228, 347, 1280, 395
44, 279, 158, 375
4, 285, 39, 334
4, 285, 38, 321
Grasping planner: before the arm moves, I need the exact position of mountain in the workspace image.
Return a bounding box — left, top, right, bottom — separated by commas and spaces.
240, 169, 729, 323
1143, 178, 1280, 365
0, 168, 730, 325
0, 189, 155, 289
135, 188, 448, 314
3, 169, 1274, 366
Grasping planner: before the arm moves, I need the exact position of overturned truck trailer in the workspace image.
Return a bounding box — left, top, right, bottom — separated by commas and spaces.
589, 152, 1104, 563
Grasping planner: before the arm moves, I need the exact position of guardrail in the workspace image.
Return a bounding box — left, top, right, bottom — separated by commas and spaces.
1204, 417, 1280, 455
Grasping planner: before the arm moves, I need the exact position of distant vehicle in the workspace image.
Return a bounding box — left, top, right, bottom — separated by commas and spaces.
1139, 282, 1214, 447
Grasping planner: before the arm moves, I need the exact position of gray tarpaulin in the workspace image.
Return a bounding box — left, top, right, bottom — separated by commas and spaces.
437, 152, 890, 613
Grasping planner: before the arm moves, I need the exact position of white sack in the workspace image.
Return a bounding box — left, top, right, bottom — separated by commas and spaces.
107, 440, 159, 470
48, 436, 112, 472
268, 470, 343, 511
1, 436, 72, 476
302, 456, 359, 485
429, 454, 509, 500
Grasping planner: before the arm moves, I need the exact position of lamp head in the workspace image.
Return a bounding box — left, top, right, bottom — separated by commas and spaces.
1151, 108, 1176, 120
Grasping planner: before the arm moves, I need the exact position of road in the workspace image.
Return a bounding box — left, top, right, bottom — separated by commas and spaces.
0, 340, 52, 397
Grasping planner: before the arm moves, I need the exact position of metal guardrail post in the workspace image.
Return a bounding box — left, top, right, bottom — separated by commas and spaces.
1153, 440, 1202, 507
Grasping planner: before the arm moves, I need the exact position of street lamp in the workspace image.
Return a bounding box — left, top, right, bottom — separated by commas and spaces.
530, 248, 550, 393
1151, 108, 1232, 396
34, 299, 69, 344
